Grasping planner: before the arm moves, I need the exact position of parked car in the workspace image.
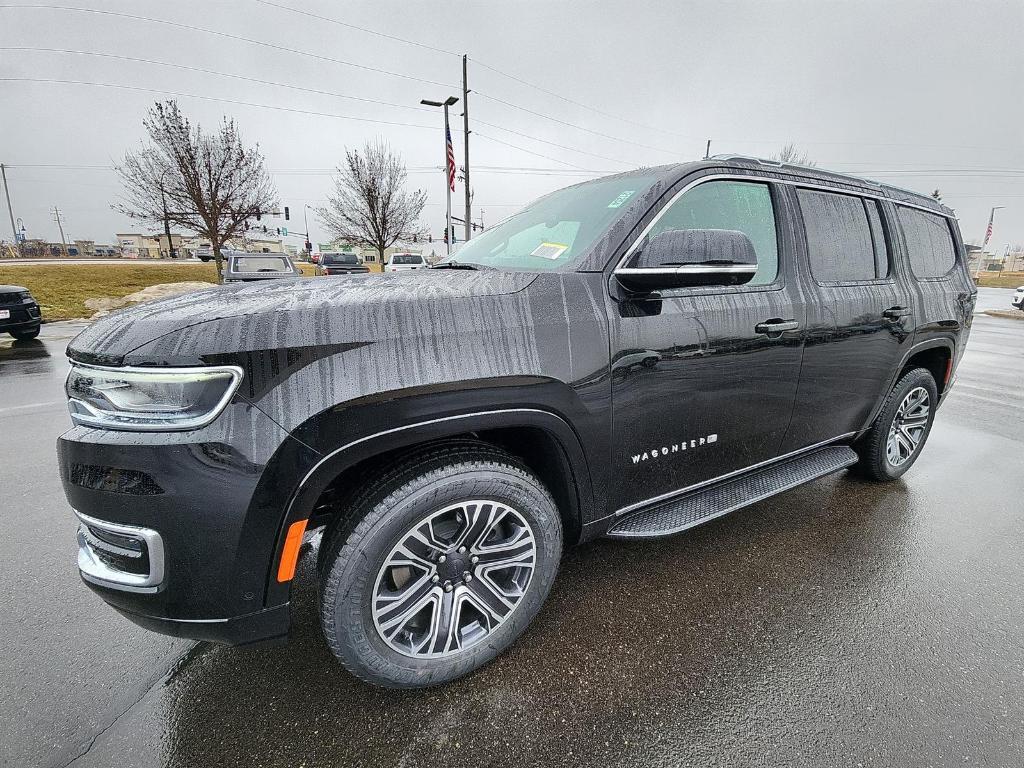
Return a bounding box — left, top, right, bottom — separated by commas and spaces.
1, 284, 42, 340
195, 246, 212, 262
386, 252, 426, 271
59, 157, 975, 689
223, 252, 301, 283
1012, 285, 1024, 310
316, 252, 369, 276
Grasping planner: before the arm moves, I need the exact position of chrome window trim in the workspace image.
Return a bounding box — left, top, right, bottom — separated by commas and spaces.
66, 362, 244, 432
75, 511, 165, 594
616, 264, 757, 276
612, 172, 955, 274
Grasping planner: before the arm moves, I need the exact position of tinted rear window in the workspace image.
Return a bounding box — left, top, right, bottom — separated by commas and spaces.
391, 254, 422, 264
898, 207, 957, 278
322, 253, 359, 265
232, 256, 292, 273
798, 189, 888, 282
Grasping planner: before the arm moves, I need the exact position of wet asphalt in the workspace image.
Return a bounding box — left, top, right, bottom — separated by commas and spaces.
1, 288, 1022, 768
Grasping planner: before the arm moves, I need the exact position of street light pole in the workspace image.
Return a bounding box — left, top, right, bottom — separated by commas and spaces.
420, 95, 459, 257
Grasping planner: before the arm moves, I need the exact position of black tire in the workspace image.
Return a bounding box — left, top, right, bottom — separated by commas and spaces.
318, 441, 563, 689
852, 367, 938, 481
10, 325, 40, 340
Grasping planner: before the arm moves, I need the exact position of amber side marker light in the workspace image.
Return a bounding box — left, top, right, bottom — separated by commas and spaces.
276, 519, 309, 583
944, 357, 954, 385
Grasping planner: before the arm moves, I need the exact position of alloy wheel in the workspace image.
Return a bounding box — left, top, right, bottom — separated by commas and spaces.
886, 386, 930, 467
371, 500, 537, 659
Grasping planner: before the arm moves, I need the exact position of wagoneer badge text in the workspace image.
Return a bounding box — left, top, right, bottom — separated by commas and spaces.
631, 434, 718, 464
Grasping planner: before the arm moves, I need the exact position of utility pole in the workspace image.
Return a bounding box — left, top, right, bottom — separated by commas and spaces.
704, 139, 712, 160
1, 163, 22, 258
462, 55, 472, 244
52, 206, 68, 257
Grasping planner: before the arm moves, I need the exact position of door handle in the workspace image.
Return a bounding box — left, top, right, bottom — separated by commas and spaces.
755, 319, 799, 335
883, 306, 912, 319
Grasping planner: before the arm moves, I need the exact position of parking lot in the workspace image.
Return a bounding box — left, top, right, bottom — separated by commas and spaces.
1, 287, 1022, 768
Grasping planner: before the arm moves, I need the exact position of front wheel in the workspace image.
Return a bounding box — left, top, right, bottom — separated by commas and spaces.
852, 367, 938, 481
318, 443, 562, 688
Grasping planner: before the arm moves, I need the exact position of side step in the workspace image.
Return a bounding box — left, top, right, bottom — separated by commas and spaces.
606, 446, 858, 539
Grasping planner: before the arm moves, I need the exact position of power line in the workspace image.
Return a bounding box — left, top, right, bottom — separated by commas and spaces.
471, 118, 636, 166
473, 90, 686, 156
252, 0, 463, 58
1, 77, 438, 129
469, 57, 696, 143
473, 133, 593, 171
0, 3, 458, 89
2, 47, 435, 114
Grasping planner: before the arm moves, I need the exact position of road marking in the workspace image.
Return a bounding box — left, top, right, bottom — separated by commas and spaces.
0, 400, 65, 414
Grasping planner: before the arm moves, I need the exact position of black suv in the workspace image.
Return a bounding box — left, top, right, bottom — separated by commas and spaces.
1, 284, 42, 339
59, 158, 975, 688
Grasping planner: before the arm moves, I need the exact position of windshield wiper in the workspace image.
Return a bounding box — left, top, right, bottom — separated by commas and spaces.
429, 260, 494, 271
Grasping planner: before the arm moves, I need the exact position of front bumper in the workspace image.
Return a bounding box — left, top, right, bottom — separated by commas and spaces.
58, 399, 315, 645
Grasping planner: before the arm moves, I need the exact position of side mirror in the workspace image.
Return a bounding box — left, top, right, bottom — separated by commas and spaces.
615, 228, 758, 291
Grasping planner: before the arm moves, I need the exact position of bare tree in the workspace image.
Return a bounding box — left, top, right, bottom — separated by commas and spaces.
317, 140, 426, 266
771, 143, 816, 167
114, 100, 278, 281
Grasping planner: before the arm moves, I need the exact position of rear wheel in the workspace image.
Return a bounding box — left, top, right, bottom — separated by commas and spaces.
318, 442, 562, 688
853, 367, 938, 481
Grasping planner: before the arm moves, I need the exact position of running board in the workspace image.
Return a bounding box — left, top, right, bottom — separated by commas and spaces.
606, 446, 858, 539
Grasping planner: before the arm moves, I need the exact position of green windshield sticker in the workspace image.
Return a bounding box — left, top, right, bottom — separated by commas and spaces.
607, 190, 635, 209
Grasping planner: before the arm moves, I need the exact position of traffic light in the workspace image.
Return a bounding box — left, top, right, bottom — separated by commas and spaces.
305, 240, 312, 253
428, 234, 433, 243
276, 227, 280, 236
284, 206, 290, 221
412, 234, 417, 243
256, 209, 262, 222
262, 225, 267, 234
443, 228, 448, 244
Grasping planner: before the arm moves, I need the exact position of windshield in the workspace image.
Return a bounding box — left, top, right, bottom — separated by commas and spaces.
391, 254, 423, 264
232, 256, 292, 273
440, 173, 659, 270
322, 253, 359, 265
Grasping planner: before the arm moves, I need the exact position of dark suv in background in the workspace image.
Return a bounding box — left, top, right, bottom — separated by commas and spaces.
59, 157, 975, 688
1, 284, 42, 339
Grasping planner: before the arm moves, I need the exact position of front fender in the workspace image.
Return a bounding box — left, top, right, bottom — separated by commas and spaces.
257, 381, 598, 608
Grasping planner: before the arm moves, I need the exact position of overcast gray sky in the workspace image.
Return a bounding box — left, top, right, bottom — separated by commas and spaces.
1, 0, 1021, 255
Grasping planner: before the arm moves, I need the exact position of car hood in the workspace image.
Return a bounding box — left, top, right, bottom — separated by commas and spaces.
67, 270, 537, 365
0, 284, 29, 293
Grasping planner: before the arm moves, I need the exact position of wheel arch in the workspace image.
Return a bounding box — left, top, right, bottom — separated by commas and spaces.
263, 400, 596, 609
857, 337, 955, 438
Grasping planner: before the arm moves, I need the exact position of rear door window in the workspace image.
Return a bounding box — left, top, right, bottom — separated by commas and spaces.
897, 206, 957, 278
797, 189, 888, 282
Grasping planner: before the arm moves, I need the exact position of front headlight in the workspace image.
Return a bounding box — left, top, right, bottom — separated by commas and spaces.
66, 363, 243, 431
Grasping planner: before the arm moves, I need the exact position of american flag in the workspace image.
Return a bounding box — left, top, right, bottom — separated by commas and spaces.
983, 208, 995, 247
446, 125, 456, 192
